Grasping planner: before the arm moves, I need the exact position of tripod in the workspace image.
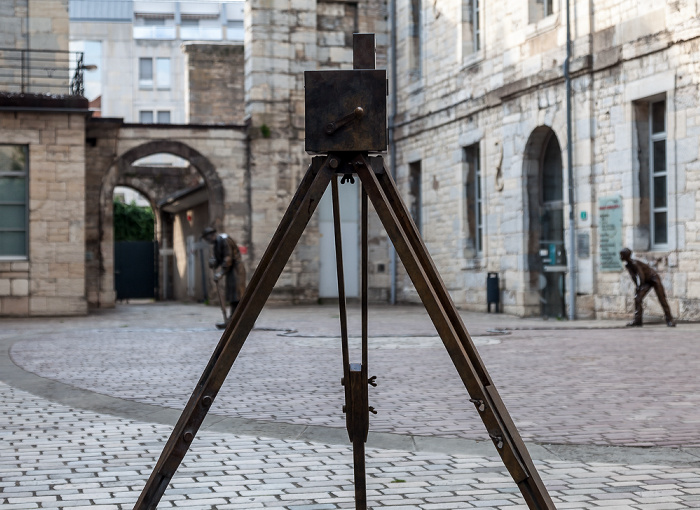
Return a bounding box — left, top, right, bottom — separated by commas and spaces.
133, 33, 556, 510
133, 152, 556, 510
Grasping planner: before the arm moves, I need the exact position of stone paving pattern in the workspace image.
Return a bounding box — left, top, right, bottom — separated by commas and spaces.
4, 380, 700, 509
9, 304, 700, 447
4, 302, 700, 509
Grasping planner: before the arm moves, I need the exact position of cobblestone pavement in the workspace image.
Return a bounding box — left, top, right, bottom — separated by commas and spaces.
4, 381, 700, 509
6, 303, 700, 447
4, 302, 700, 509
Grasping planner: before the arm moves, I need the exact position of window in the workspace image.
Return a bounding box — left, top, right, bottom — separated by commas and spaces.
409, 0, 422, 74
140, 110, 171, 124
139, 110, 154, 123
409, 161, 422, 233
650, 100, 667, 246
464, 144, 482, 254
139, 57, 170, 90
139, 57, 153, 88
462, 0, 481, 56
530, 0, 553, 24
0, 145, 28, 258
156, 58, 171, 89
634, 98, 668, 249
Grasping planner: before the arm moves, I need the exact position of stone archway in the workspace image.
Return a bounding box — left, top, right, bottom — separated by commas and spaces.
523, 126, 567, 317
96, 140, 225, 308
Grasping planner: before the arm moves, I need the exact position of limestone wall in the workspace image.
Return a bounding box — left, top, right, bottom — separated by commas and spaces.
245, 0, 390, 303
0, 109, 87, 316
184, 44, 246, 125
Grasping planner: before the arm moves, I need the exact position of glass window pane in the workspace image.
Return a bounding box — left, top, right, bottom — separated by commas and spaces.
542, 136, 563, 203
654, 212, 668, 245
0, 145, 26, 172
653, 140, 666, 173
0, 231, 26, 256
139, 57, 153, 81
653, 176, 667, 209
652, 101, 665, 134
139, 111, 154, 123
156, 58, 170, 89
0, 176, 26, 202
0, 204, 26, 229
157, 111, 171, 123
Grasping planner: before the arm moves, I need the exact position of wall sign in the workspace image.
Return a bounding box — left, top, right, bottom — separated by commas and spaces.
599, 195, 623, 271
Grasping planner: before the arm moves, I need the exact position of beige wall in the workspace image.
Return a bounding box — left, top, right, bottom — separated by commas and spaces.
0, 110, 87, 316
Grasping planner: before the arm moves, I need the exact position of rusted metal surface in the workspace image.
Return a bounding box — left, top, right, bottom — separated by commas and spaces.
304, 70, 387, 153
353, 33, 376, 70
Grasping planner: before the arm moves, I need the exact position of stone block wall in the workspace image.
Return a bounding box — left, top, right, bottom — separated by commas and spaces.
184, 44, 246, 125
0, 107, 87, 316
245, 0, 390, 303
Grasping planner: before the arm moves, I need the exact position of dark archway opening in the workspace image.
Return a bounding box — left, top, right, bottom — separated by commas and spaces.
525, 127, 567, 318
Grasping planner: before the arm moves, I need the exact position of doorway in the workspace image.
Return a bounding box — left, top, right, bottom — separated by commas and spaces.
318, 179, 359, 299
525, 128, 567, 318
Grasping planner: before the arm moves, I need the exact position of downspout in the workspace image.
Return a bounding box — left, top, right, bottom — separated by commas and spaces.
565, 0, 576, 320
389, 0, 398, 304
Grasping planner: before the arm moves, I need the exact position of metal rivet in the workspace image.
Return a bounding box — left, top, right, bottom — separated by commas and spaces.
202, 396, 213, 408
183, 431, 194, 443
329, 158, 339, 169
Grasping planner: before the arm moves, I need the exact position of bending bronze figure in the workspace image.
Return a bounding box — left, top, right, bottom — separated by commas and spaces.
620, 247, 675, 327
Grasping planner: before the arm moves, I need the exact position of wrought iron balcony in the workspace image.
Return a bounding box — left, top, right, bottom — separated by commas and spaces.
0, 48, 92, 96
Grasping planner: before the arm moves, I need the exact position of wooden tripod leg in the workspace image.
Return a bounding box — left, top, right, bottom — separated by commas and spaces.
134, 157, 334, 510
353, 155, 556, 510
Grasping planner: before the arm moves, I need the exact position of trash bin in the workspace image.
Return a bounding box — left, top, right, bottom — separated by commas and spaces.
487, 272, 500, 313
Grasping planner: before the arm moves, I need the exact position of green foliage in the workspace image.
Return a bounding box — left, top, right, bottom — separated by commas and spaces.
113, 200, 155, 241
260, 124, 271, 138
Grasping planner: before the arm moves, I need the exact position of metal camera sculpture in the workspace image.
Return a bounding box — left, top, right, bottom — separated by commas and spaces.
133, 34, 556, 510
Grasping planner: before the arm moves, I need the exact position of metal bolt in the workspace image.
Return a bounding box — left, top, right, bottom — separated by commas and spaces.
183, 431, 194, 443
202, 395, 213, 408
329, 158, 339, 169
342, 405, 347, 413
369, 406, 377, 415
469, 398, 485, 412
341, 377, 345, 386
368, 376, 377, 387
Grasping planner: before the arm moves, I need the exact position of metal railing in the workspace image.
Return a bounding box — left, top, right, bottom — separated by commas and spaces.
0, 48, 88, 96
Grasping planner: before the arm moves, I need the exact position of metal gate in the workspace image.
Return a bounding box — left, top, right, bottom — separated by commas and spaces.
115, 241, 158, 300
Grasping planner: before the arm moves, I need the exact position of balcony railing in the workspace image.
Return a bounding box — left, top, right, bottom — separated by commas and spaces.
180, 26, 222, 41
0, 48, 88, 96
133, 26, 177, 40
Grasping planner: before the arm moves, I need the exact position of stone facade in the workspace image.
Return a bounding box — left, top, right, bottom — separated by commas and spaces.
389, 0, 700, 319
184, 44, 246, 125
0, 102, 88, 316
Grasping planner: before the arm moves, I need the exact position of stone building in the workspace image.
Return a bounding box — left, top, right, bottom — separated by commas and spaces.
0, 0, 89, 316
390, 0, 700, 320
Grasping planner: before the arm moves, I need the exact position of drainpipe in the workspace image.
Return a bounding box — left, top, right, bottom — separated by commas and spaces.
565, 0, 576, 320
389, 0, 398, 304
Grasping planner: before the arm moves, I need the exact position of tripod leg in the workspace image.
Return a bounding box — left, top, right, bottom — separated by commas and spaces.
134, 157, 334, 510
354, 155, 556, 510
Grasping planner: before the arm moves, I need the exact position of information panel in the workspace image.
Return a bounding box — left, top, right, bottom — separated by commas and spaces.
599, 195, 623, 271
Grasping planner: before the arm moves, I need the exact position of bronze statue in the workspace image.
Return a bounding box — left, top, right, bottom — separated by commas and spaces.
202, 227, 246, 328
620, 247, 675, 327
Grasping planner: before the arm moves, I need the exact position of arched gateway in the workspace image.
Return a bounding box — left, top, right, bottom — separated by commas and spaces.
84, 119, 247, 309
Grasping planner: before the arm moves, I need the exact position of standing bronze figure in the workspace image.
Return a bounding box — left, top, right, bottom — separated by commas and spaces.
620, 247, 675, 327
202, 227, 246, 328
